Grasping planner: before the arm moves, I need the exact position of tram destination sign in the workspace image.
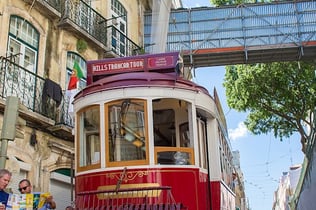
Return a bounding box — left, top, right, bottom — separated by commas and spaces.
87, 52, 180, 84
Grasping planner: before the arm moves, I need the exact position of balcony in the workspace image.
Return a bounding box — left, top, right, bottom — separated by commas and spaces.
23, 0, 141, 57
22, 0, 62, 18
0, 56, 73, 140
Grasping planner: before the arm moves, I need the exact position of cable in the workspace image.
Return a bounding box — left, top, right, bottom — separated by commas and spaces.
289, 138, 293, 165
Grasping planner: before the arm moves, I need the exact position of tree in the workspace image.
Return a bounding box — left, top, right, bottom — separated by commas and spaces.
223, 61, 316, 153
211, 0, 267, 7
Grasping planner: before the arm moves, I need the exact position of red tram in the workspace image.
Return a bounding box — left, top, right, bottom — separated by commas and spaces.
73, 52, 235, 209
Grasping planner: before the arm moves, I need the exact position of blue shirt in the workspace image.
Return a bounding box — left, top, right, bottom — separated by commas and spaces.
39, 202, 52, 210
0, 190, 9, 206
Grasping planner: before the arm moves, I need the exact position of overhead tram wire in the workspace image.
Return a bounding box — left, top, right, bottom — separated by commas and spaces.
289, 137, 294, 166
242, 149, 301, 169
265, 132, 272, 175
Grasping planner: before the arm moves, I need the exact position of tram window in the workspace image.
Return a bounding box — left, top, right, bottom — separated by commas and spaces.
153, 99, 195, 165
77, 106, 101, 171
197, 118, 207, 169
153, 109, 175, 147
106, 99, 148, 166
157, 151, 191, 165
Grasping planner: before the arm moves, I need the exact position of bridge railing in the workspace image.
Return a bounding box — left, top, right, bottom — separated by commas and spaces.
145, 1, 316, 53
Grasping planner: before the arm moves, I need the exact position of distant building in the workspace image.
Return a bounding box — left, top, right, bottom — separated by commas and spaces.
289, 137, 316, 210
232, 150, 248, 210
272, 164, 302, 210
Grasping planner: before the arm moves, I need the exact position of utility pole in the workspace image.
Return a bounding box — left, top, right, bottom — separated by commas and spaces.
0, 96, 22, 168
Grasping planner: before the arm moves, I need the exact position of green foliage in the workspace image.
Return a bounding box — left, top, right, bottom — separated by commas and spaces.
224, 62, 316, 152
211, 0, 268, 7
76, 39, 87, 53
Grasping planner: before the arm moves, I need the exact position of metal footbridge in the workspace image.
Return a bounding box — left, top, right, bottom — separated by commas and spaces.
144, 1, 316, 68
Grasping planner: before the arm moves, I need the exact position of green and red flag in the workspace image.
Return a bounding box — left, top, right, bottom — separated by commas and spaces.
67, 60, 84, 90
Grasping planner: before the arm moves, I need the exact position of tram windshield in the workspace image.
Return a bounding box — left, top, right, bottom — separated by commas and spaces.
106, 99, 148, 167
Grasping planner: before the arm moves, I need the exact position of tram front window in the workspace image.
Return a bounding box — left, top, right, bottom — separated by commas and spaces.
153, 99, 194, 165
106, 99, 148, 166
77, 106, 101, 171
153, 109, 175, 147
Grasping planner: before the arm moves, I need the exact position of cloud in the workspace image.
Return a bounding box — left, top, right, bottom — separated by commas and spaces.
229, 122, 248, 141
182, 0, 210, 8
183, 3, 201, 8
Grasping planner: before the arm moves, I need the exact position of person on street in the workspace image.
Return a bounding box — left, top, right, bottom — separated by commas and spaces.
18, 179, 56, 209
0, 169, 12, 210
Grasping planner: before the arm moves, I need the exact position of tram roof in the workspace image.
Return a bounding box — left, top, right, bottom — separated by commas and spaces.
77, 52, 210, 99
75, 71, 209, 99
86, 52, 182, 85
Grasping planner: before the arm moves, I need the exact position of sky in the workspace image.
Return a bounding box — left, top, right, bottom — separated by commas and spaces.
181, 1, 305, 210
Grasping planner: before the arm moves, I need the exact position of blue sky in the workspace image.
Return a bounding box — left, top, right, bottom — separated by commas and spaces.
181, 1, 305, 210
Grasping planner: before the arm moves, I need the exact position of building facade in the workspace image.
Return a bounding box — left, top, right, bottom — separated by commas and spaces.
232, 150, 248, 210
272, 165, 302, 210
0, 0, 180, 208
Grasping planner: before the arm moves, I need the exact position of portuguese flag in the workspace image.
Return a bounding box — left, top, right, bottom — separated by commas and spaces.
67, 60, 84, 90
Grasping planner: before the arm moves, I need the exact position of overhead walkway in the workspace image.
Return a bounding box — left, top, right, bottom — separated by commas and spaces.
144, 1, 316, 67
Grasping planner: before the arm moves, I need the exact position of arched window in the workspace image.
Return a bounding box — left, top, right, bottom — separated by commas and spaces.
66, 52, 87, 90
7, 16, 39, 72
64, 52, 87, 126
6, 15, 39, 108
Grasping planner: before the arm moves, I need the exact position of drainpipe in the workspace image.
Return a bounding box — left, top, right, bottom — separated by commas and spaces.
70, 153, 74, 203
0, 96, 20, 169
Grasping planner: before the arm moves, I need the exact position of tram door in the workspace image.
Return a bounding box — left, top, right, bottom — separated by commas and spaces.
197, 117, 211, 208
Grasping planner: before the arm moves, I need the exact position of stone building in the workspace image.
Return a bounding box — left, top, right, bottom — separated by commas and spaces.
0, 0, 181, 208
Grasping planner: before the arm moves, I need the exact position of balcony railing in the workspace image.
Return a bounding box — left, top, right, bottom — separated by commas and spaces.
0, 56, 73, 128
61, 0, 107, 43
42, 0, 62, 12
105, 25, 143, 57
36, 0, 141, 57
